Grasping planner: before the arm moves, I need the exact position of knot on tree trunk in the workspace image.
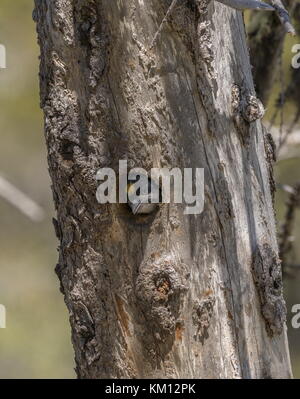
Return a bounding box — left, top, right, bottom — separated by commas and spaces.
135, 254, 188, 341
232, 84, 265, 123
192, 292, 215, 344
251, 243, 287, 337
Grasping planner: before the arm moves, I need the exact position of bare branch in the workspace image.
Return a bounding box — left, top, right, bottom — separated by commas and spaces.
216, 0, 274, 11
270, 0, 296, 35
0, 175, 45, 222
216, 0, 295, 34
279, 181, 300, 271
151, 0, 295, 52
150, 0, 178, 49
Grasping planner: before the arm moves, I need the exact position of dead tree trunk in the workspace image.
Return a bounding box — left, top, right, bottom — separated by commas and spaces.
34, 0, 292, 378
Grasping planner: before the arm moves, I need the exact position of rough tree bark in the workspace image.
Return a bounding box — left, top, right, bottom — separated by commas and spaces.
34, 0, 292, 378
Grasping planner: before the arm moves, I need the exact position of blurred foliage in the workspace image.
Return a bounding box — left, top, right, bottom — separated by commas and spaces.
0, 1, 299, 379
0, 0, 74, 378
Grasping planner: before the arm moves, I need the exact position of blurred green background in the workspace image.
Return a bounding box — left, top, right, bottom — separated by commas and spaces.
0, 1, 299, 379
0, 0, 74, 378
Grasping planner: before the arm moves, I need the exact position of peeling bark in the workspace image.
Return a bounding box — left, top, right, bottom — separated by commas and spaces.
34, 0, 292, 379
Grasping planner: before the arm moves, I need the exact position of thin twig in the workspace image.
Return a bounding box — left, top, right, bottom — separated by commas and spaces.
278, 50, 285, 150
150, 0, 179, 49
279, 181, 300, 271
270, 0, 296, 36
216, 1, 295, 34
0, 175, 45, 222
216, 0, 274, 11
276, 108, 300, 156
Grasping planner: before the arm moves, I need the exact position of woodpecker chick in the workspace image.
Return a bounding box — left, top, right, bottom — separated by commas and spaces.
127, 178, 160, 215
